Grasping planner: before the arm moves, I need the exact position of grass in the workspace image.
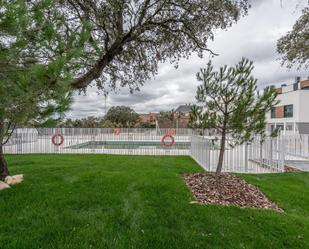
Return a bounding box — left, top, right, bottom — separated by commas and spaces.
0, 154, 308, 249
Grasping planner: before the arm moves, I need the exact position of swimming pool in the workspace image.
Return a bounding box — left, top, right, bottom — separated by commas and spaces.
67, 140, 191, 150
66, 139, 222, 150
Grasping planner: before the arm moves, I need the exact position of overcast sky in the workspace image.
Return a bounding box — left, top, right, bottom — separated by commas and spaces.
67, 0, 308, 119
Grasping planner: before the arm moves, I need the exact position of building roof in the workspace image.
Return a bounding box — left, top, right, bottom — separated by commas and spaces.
175, 105, 193, 113
275, 77, 309, 94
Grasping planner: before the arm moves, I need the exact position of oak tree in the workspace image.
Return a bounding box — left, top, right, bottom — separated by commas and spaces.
57, 0, 250, 91
104, 106, 139, 127
277, 5, 309, 69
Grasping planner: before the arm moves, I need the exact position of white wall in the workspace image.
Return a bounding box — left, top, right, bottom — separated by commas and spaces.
282, 84, 294, 93
267, 90, 299, 123
267, 90, 309, 124
297, 91, 309, 122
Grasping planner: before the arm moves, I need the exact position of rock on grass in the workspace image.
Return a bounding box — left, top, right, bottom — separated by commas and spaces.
0, 181, 10, 191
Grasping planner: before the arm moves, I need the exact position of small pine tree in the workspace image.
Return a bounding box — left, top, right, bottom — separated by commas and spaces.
192, 58, 278, 175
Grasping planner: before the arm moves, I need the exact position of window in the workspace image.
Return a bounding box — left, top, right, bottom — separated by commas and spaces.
271, 107, 276, 118
284, 105, 293, 118
293, 83, 298, 91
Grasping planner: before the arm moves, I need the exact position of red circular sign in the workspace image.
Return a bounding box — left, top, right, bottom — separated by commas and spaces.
114, 128, 121, 135
51, 134, 64, 146
167, 128, 176, 136
162, 134, 174, 147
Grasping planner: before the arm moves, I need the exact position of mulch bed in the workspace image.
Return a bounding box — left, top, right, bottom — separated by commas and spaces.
183, 173, 283, 212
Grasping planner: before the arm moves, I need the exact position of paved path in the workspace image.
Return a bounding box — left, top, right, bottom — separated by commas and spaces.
285, 160, 309, 171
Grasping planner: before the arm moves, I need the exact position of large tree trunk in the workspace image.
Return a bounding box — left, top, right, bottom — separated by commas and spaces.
216, 129, 226, 175
0, 144, 9, 181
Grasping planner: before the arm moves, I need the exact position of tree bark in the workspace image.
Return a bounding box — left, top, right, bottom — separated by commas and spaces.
0, 144, 9, 181
0, 119, 9, 181
216, 128, 226, 176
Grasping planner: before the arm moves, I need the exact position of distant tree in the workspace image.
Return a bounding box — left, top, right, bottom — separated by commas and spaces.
191, 58, 278, 175
60, 116, 123, 128
189, 106, 198, 128
158, 110, 175, 121
60, 118, 76, 128
277, 6, 309, 69
0, 0, 88, 181
188, 105, 203, 129
104, 106, 139, 128
100, 119, 117, 128
140, 123, 156, 129
31, 118, 63, 128
158, 110, 175, 127
79, 116, 102, 128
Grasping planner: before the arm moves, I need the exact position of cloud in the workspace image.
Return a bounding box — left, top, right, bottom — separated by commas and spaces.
67, 0, 308, 119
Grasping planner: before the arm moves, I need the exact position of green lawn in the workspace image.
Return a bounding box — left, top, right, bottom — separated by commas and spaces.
0, 155, 308, 249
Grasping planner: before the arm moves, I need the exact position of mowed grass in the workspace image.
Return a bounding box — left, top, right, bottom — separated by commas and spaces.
0, 155, 308, 249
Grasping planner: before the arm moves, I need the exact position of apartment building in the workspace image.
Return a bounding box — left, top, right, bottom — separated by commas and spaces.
267, 77, 309, 134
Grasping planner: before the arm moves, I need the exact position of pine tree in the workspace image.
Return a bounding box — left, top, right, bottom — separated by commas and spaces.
192, 58, 278, 175
0, 0, 89, 181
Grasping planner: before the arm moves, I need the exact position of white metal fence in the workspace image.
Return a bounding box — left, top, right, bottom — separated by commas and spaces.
282, 134, 309, 160
4, 128, 192, 156
190, 135, 285, 173
3, 128, 291, 173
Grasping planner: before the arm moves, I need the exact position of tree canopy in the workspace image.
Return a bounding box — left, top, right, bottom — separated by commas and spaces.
277, 5, 309, 69
54, 0, 250, 91
60, 116, 117, 128
104, 106, 139, 127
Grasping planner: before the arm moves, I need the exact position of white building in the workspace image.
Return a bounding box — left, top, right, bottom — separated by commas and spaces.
267, 77, 309, 134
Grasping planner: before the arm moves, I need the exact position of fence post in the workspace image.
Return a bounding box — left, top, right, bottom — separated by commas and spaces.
190, 135, 192, 155
17, 133, 22, 153
269, 138, 273, 170
280, 137, 285, 172
244, 142, 248, 173
206, 139, 210, 171
259, 140, 263, 168
304, 134, 309, 159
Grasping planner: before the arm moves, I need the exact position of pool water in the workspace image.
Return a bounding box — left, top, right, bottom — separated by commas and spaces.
67, 140, 191, 150
67, 140, 222, 150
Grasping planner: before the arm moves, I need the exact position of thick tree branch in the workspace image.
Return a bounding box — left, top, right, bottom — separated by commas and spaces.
71, 32, 133, 89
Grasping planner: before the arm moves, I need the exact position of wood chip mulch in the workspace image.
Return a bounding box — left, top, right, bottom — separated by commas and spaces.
183, 173, 283, 212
